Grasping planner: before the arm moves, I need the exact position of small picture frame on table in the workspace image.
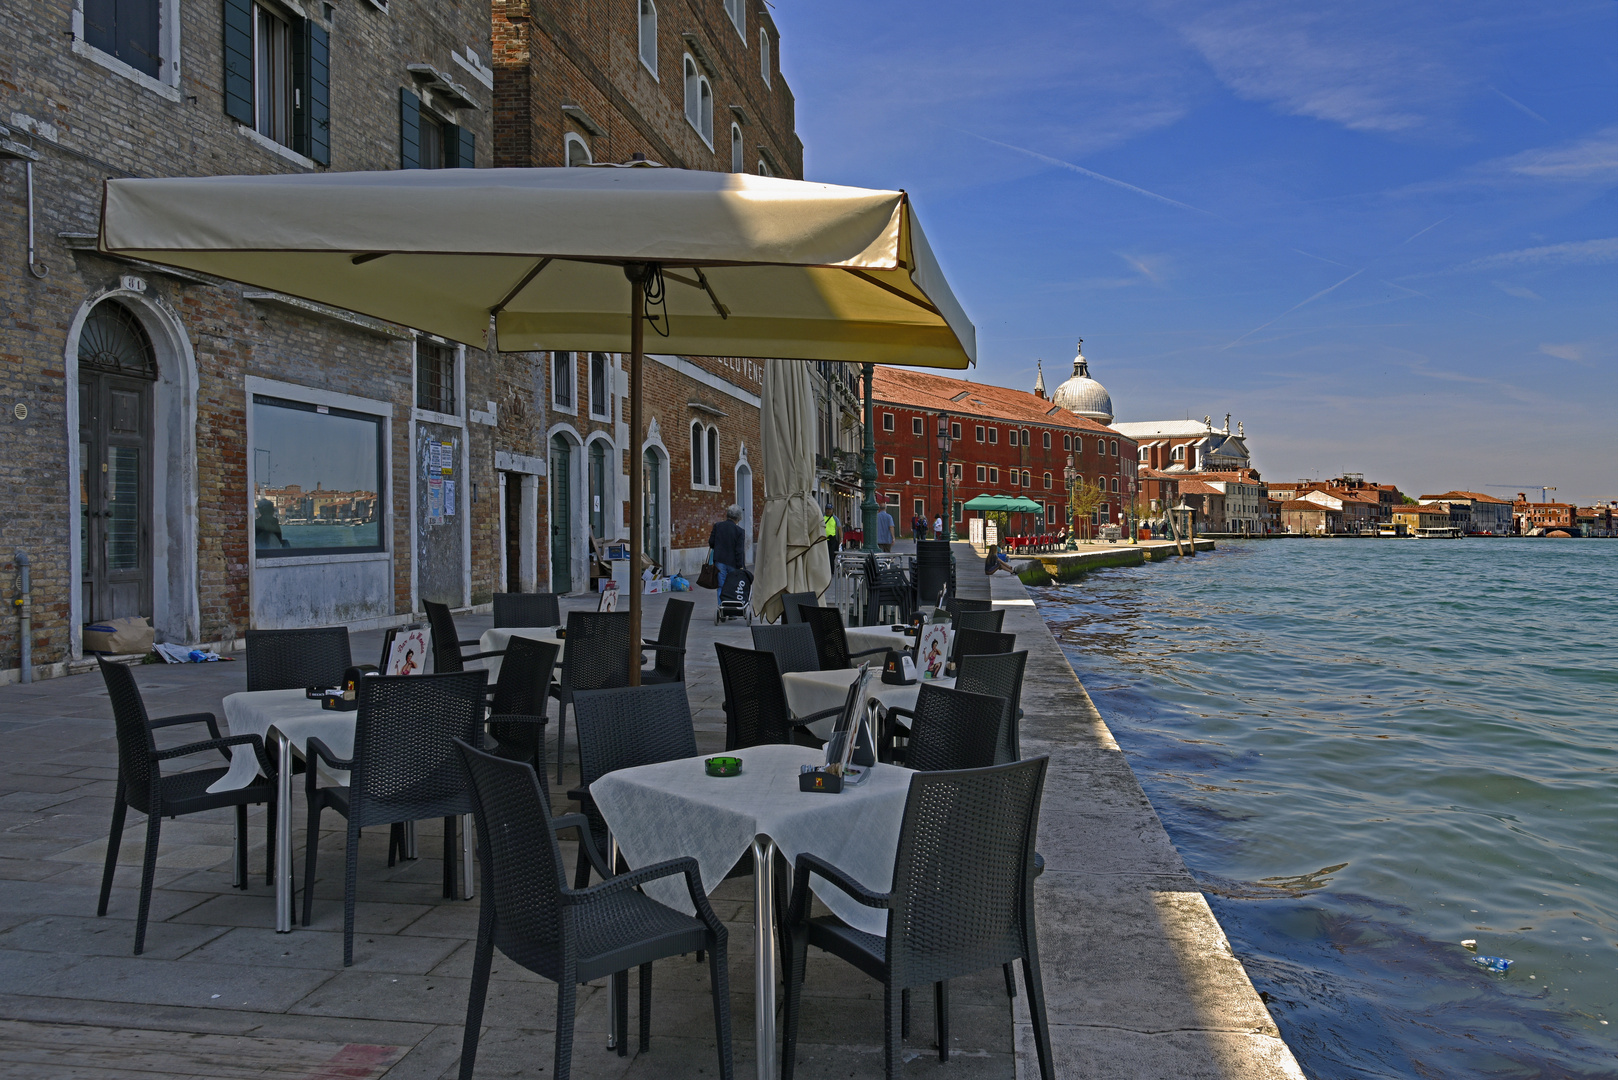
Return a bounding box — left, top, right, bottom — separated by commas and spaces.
380, 624, 431, 675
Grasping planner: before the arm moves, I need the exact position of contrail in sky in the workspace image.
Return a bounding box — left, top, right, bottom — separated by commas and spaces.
957, 129, 1219, 218
1222, 269, 1365, 349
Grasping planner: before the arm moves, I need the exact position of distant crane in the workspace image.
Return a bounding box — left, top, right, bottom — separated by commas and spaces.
1483, 484, 1558, 503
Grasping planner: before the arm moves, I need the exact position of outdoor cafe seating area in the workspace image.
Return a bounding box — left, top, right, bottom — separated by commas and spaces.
89, 587, 1054, 1080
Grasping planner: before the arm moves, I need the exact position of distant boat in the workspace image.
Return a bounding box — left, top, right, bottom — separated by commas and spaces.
1414, 527, 1462, 539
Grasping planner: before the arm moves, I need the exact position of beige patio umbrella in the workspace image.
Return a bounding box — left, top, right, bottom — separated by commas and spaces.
756, 359, 832, 622
99, 165, 975, 679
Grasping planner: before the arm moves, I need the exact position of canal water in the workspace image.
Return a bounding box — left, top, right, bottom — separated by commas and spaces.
1032, 538, 1616, 1079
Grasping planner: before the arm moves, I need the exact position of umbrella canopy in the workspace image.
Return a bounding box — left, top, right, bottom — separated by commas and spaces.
99, 166, 975, 368
99, 166, 976, 678
755, 360, 832, 621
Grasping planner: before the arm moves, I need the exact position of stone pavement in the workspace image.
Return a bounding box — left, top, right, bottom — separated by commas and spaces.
0, 589, 1013, 1080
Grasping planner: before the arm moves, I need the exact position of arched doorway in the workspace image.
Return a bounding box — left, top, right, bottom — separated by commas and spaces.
642, 446, 663, 568
78, 300, 156, 623
550, 433, 573, 592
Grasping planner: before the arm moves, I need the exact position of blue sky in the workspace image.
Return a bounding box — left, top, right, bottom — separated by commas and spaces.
770, 0, 1617, 504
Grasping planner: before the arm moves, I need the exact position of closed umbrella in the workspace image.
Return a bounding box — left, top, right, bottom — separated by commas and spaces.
99, 166, 975, 677
755, 360, 831, 621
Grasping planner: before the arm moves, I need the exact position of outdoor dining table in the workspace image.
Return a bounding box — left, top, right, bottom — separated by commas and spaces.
215, 688, 473, 933
781, 668, 955, 739
843, 624, 916, 657
589, 743, 914, 1080
475, 626, 566, 681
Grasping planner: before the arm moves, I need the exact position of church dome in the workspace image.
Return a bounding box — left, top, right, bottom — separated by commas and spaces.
1051, 342, 1113, 425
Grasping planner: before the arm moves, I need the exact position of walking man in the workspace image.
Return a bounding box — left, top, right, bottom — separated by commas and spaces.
707, 504, 747, 598
876, 500, 896, 553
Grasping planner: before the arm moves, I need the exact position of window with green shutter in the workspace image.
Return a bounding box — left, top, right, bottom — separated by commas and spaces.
399, 87, 421, 168
293, 21, 330, 164
225, 0, 330, 163
222, 0, 254, 125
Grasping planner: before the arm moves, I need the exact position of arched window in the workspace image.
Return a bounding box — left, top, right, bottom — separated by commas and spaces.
760, 28, 770, 85
730, 123, 743, 172
757, 157, 772, 177
638, 0, 658, 76
1023, 470, 1032, 487
564, 132, 591, 166
1171, 445, 1185, 462
1074, 437, 1083, 455
1063, 434, 1072, 451
706, 426, 719, 487
1021, 428, 1030, 445
683, 56, 712, 146
691, 420, 704, 485
1110, 439, 1119, 456
1043, 472, 1052, 489
589, 353, 608, 417
1042, 431, 1051, 449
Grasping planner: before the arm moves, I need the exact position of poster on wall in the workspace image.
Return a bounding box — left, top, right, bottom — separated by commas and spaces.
440, 441, 454, 476
444, 480, 456, 517
428, 478, 444, 525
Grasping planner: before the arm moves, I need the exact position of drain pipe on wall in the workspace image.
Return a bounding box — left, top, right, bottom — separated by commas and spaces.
14, 552, 32, 683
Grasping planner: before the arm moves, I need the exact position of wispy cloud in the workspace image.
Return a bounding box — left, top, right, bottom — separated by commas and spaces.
1222, 268, 1366, 349
1491, 87, 1548, 124
1457, 237, 1618, 272
955, 129, 1219, 216
1403, 127, 1618, 194
1117, 252, 1169, 284
1540, 342, 1593, 366
1493, 281, 1542, 300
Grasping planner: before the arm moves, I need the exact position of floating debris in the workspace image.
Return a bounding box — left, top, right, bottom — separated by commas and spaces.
1461, 939, 1477, 950
1473, 956, 1513, 974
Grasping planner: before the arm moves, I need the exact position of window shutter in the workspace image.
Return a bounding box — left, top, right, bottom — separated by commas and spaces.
304, 22, 330, 164
456, 126, 475, 169
222, 0, 255, 125
399, 87, 421, 169
121, 0, 163, 78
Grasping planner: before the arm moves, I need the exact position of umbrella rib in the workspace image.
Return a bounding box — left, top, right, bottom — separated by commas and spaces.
351, 252, 390, 265
662, 268, 730, 319
843, 268, 941, 316
489, 257, 553, 316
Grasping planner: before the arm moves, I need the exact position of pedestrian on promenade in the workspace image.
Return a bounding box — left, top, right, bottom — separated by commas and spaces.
876, 501, 896, 552
707, 504, 747, 597
933, 513, 944, 540
823, 502, 841, 574
911, 513, 926, 542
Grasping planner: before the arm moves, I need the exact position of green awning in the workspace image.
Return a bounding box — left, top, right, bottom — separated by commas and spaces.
963, 495, 1044, 513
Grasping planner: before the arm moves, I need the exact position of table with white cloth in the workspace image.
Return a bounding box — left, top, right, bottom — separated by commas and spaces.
781, 668, 955, 739
216, 688, 472, 932
476, 627, 565, 681
843, 624, 916, 658
589, 743, 914, 1080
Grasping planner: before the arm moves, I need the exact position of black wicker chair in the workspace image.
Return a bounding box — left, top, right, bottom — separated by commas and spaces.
952, 627, 1015, 668
886, 683, 1005, 772
565, 684, 698, 888
244, 627, 353, 691
424, 600, 505, 676
798, 605, 892, 671
714, 643, 837, 750
453, 739, 733, 1080
486, 635, 560, 777
749, 624, 821, 675
781, 591, 818, 624
782, 758, 1054, 1080
95, 657, 277, 954
957, 651, 1029, 764
641, 598, 693, 685
945, 598, 993, 615
862, 555, 914, 625
492, 591, 562, 629
952, 608, 1006, 634
548, 611, 633, 784
301, 670, 488, 965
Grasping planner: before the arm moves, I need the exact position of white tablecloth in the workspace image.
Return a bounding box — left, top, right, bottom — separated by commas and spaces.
781, 670, 955, 739
844, 625, 916, 658
213, 689, 356, 793
590, 744, 913, 936
477, 627, 565, 681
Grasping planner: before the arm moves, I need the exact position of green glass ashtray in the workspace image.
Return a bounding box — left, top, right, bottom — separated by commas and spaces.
705, 756, 743, 777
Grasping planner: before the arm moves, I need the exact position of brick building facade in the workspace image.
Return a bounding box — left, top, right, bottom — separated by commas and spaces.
1, 0, 501, 680
868, 367, 1137, 536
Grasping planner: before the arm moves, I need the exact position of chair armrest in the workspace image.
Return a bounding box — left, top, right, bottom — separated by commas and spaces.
304, 736, 353, 773
487, 713, 548, 728
787, 851, 891, 927
458, 638, 483, 648
459, 648, 505, 662
550, 812, 613, 880
570, 856, 723, 935
846, 645, 891, 664
640, 643, 686, 656
788, 705, 843, 727
148, 711, 223, 739
152, 733, 268, 773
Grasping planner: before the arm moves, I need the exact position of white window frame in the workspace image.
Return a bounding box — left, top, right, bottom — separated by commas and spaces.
1042, 430, 1051, 449
412, 337, 466, 426
988, 428, 998, 445
638, 0, 658, 78
1063, 434, 1072, 451
757, 157, 772, 177
882, 456, 895, 476
588, 352, 610, 418
564, 132, 592, 166
989, 467, 999, 484
724, 0, 745, 38
974, 425, 985, 443
730, 122, 743, 172
882, 412, 894, 432
1010, 470, 1020, 487
690, 420, 704, 487
1111, 439, 1119, 456
251, 1, 295, 148
551, 351, 577, 415
976, 465, 986, 482
689, 420, 721, 490
912, 459, 924, 478
1172, 444, 1185, 462
1043, 472, 1052, 489
1075, 437, 1084, 455
911, 416, 923, 436
683, 55, 713, 148
71, 0, 183, 102
760, 28, 770, 85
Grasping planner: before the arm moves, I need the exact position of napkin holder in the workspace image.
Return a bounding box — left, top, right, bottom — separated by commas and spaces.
881, 649, 916, 685
799, 765, 844, 794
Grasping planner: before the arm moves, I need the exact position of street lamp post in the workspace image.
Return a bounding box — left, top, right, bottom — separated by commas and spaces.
1063, 454, 1079, 550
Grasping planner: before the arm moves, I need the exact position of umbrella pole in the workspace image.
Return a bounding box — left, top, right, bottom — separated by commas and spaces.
627, 270, 646, 687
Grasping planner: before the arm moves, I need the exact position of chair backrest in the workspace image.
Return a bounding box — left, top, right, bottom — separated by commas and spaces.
781, 592, 818, 624
947, 598, 993, 615
954, 628, 1015, 663
492, 592, 561, 629
904, 684, 1006, 773
245, 627, 352, 691
572, 684, 698, 791
952, 608, 1005, 634
350, 671, 488, 828
422, 600, 464, 673
714, 643, 795, 750
489, 635, 558, 718
956, 651, 1029, 763
798, 605, 852, 670
649, 598, 695, 679
749, 624, 820, 675
97, 657, 161, 814
454, 738, 569, 971
558, 610, 633, 694
888, 757, 1049, 987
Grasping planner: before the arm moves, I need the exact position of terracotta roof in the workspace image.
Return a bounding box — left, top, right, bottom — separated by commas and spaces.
1178, 480, 1224, 495
1281, 499, 1335, 511
1393, 505, 1449, 515
871, 367, 1125, 437
1139, 467, 1179, 480
1420, 490, 1511, 504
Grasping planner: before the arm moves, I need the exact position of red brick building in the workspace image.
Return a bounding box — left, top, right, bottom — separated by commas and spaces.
868, 367, 1137, 536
